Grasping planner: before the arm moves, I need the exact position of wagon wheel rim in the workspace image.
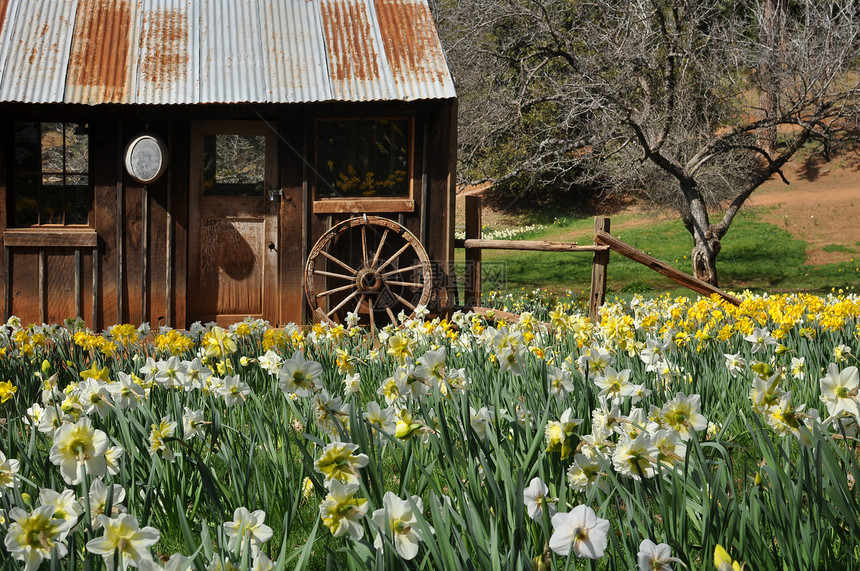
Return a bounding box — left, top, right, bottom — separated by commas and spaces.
304, 216, 433, 327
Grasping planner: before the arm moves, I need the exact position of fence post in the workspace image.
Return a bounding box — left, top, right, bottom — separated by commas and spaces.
589, 216, 610, 322
465, 195, 482, 307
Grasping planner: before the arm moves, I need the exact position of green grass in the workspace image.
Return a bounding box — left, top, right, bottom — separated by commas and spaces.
455, 208, 860, 298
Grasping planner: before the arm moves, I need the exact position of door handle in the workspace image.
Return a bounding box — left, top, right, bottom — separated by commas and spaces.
268, 242, 276, 251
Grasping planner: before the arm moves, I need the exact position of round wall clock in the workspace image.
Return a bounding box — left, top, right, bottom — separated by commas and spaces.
124, 134, 168, 184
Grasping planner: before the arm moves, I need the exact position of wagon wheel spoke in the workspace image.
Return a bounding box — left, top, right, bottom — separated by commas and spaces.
316, 283, 356, 299
361, 224, 369, 267
313, 269, 354, 281
381, 263, 426, 278
371, 229, 389, 268
377, 242, 412, 273
384, 280, 424, 288
327, 290, 360, 318
304, 216, 433, 327
319, 249, 358, 275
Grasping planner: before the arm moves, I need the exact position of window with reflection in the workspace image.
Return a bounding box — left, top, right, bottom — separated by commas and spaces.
13, 122, 91, 226
315, 119, 410, 199
202, 134, 266, 196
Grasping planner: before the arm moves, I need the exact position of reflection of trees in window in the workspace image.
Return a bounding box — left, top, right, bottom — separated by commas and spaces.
13, 122, 90, 226
316, 119, 409, 199
202, 135, 265, 196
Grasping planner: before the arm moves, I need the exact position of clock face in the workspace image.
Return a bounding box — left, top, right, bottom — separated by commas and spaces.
125, 135, 167, 184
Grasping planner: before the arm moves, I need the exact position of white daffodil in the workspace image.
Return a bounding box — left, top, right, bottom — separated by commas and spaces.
183, 407, 207, 440
4, 505, 69, 571
108, 372, 145, 410
522, 477, 557, 521
86, 513, 160, 569
149, 416, 177, 462
567, 453, 608, 494
38, 488, 82, 531
0, 450, 19, 488
314, 442, 369, 487
547, 366, 574, 398
744, 327, 776, 354
724, 353, 746, 377
660, 392, 708, 441
278, 351, 323, 397
819, 363, 859, 419
594, 366, 636, 405
222, 507, 273, 556
548, 505, 610, 559
637, 538, 684, 571
256, 350, 282, 376
217, 375, 251, 407
363, 401, 397, 436
372, 491, 431, 560
84, 478, 127, 529
49, 417, 109, 485
612, 431, 659, 480
318, 480, 368, 540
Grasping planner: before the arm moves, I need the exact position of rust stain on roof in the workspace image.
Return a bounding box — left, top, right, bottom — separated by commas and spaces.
0, 0, 9, 39
67, 0, 132, 102
374, 0, 436, 79
321, 0, 380, 82
139, 8, 188, 86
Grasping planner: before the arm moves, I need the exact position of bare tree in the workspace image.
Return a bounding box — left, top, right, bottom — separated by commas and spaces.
435, 0, 860, 285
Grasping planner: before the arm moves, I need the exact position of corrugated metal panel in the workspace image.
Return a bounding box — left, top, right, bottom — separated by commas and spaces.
374, 0, 456, 101
259, 0, 332, 103
0, 0, 78, 103
320, 0, 397, 101
134, 0, 198, 104
65, 0, 136, 104
200, 0, 267, 103
0, 0, 455, 104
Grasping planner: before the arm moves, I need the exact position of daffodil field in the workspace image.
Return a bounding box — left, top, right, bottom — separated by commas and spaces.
1, 291, 860, 570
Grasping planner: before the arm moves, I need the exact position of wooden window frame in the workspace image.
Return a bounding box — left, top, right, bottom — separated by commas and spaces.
312, 115, 416, 214
8, 119, 94, 228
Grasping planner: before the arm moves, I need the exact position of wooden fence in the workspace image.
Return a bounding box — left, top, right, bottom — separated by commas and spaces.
454, 195, 740, 322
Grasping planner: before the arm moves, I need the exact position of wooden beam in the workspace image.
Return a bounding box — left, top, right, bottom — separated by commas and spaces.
4, 229, 98, 248
589, 217, 610, 322
456, 238, 608, 252
464, 195, 482, 307
75, 249, 82, 318
39, 249, 46, 324
594, 230, 742, 306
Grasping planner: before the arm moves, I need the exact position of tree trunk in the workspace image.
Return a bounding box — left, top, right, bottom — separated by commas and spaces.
691, 233, 721, 287
679, 178, 722, 286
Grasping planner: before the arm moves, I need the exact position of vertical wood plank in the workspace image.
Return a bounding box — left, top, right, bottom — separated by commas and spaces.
465, 194, 482, 308
92, 246, 99, 328
45, 249, 76, 324
166, 119, 173, 327
93, 113, 119, 328
170, 113, 188, 327
4, 246, 9, 321
141, 185, 149, 323
589, 216, 611, 323
39, 249, 46, 323
75, 248, 82, 318
279, 110, 305, 326
9, 249, 39, 323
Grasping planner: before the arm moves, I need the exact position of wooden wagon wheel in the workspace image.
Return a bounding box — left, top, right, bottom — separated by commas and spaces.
304, 216, 434, 327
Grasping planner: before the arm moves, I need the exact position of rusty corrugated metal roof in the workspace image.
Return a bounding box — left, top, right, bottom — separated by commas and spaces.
0, 0, 455, 105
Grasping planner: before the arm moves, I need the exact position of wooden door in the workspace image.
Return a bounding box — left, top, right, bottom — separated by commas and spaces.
189, 122, 278, 325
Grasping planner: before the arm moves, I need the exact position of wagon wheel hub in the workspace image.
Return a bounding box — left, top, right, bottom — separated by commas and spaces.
304, 216, 433, 328
356, 267, 383, 293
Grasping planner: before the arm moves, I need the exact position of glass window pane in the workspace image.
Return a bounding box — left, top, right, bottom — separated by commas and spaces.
41, 122, 65, 173
66, 180, 90, 225
14, 123, 40, 172
40, 185, 64, 225
316, 119, 409, 199
66, 122, 89, 173
14, 174, 39, 226
203, 134, 265, 196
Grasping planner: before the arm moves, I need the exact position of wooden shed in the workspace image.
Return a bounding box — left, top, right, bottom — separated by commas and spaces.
0, 0, 457, 329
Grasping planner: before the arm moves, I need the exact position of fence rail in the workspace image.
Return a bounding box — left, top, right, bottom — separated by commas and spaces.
456, 195, 740, 323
